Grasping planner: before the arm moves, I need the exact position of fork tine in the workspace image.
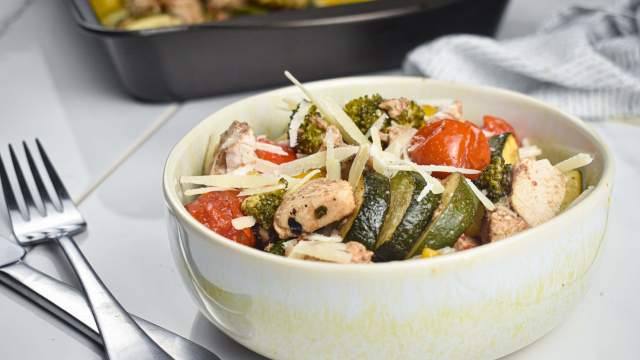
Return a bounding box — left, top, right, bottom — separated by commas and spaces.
9, 144, 38, 217
23, 141, 58, 214
0, 154, 25, 222
35, 139, 72, 203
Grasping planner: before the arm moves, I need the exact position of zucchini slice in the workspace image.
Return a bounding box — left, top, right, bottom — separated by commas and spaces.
408, 173, 479, 255
341, 172, 391, 250
375, 172, 441, 261
559, 169, 583, 211
489, 133, 519, 165
464, 201, 485, 239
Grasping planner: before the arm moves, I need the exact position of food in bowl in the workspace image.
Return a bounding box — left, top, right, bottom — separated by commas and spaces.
180, 72, 593, 264
164, 76, 611, 359
91, 0, 373, 30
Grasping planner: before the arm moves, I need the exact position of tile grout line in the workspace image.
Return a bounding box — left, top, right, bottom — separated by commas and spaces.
0, 0, 35, 40
74, 103, 182, 204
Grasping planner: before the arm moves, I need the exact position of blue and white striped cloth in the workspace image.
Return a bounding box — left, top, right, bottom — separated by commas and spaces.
404, 0, 640, 122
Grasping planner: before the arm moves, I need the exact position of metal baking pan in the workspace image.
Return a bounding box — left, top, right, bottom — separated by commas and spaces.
67, 0, 509, 102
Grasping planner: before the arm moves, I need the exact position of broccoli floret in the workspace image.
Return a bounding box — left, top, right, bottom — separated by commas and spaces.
379, 98, 426, 129
267, 240, 285, 256
475, 155, 513, 202
394, 100, 425, 128
292, 104, 326, 154
343, 94, 384, 134
241, 189, 286, 230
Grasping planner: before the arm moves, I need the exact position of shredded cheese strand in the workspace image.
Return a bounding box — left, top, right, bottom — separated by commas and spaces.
180, 174, 280, 188
348, 144, 370, 190
238, 183, 286, 197
519, 145, 542, 159
277, 146, 358, 176
464, 177, 496, 211
184, 186, 233, 196
284, 71, 369, 146
287, 169, 321, 193
254, 142, 288, 156
288, 100, 311, 148
325, 127, 341, 180
554, 153, 593, 172
232, 216, 256, 230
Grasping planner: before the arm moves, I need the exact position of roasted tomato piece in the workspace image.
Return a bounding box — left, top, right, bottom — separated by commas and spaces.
255, 139, 297, 164
409, 119, 490, 179
482, 115, 518, 142
186, 191, 255, 247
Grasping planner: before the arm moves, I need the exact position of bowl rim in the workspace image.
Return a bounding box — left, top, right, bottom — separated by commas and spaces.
163, 75, 614, 273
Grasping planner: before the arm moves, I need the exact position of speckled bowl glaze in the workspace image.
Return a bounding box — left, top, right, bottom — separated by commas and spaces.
163, 77, 613, 360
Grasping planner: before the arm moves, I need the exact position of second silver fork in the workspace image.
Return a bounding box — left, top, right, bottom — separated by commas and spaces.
0, 140, 173, 360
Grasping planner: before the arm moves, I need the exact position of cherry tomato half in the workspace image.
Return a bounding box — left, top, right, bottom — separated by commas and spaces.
482, 115, 518, 142
186, 191, 255, 247
255, 139, 297, 165
409, 119, 490, 179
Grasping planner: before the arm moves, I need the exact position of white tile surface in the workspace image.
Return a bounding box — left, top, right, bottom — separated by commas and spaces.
1, 0, 638, 359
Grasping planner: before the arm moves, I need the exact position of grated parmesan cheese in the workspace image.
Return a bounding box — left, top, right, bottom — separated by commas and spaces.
286, 169, 321, 193
277, 146, 358, 176
284, 71, 369, 146
325, 127, 341, 180
232, 216, 256, 230
288, 241, 352, 263
201, 133, 220, 175
554, 153, 593, 172
464, 177, 496, 211
348, 144, 370, 190
385, 127, 417, 157
238, 183, 286, 197
519, 145, 542, 159
254, 141, 288, 156
288, 100, 311, 148
184, 186, 232, 196
305, 233, 343, 242
180, 174, 280, 188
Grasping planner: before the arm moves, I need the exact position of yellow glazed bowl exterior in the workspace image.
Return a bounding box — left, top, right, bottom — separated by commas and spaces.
163, 77, 613, 360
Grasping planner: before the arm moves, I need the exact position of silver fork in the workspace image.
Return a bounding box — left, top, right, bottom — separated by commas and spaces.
0, 139, 173, 360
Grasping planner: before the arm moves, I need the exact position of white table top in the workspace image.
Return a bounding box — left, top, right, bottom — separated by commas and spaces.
0, 0, 637, 359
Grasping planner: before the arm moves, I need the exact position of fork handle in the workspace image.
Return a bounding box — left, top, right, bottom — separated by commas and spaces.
0, 262, 220, 360
56, 235, 173, 360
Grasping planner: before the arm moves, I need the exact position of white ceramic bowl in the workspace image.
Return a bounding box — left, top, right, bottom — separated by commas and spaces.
163, 77, 613, 360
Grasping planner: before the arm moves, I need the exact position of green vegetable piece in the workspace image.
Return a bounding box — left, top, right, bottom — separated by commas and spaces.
489, 133, 519, 165
375, 172, 441, 261
394, 100, 426, 129
343, 94, 384, 134
241, 189, 286, 230
374, 171, 415, 252
268, 240, 286, 256
559, 169, 583, 211
341, 172, 391, 250
409, 173, 479, 255
475, 155, 512, 202
464, 201, 485, 238
293, 104, 326, 155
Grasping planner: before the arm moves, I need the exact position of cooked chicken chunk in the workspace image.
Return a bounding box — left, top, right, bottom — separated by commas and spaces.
510, 159, 566, 226
211, 121, 258, 174
274, 179, 355, 239
345, 241, 373, 263
162, 0, 204, 23
454, 234, 479, 251
125, 0, 161, 17
378, 98, 412, 119
482, 203, 529, 242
